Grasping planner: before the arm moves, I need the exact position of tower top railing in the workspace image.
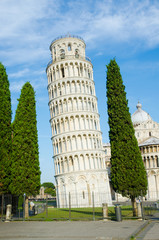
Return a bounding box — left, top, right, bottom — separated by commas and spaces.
50, 34, 85, 50
46, 54, 91, 70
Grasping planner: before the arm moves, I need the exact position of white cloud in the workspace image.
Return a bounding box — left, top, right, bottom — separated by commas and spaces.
82, 0, 159, 48
9, 69, 30, 78
31, 77, 47, 91
9, 68, 45, 78
95, 52, 103, 56
121, 60, 159, 72
1, 0, 159, 70
10, 80, 26, 93
10, 75, 46, 93
36, 96, 49, 104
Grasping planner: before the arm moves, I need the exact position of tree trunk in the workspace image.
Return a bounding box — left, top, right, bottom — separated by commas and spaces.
131, 196, 137, 217
25, 196, 29, 218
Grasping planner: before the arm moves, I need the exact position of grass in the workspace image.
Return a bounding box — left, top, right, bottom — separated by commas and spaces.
29, 205, 135, 221
31, 207, 100, 220
33, 200, 56, 207
1, 204, 157, 221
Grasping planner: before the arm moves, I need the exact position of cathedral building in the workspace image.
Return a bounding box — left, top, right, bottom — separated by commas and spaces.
46, 35, 112, 207
103, 102, 159, 201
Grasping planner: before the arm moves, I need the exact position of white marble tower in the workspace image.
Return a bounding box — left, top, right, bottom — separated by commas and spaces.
46, 35, 112, 207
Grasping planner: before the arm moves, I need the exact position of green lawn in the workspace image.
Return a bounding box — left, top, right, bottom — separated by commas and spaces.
1, 204, 156, 221
32, 200, 56, 207
30, 205, 134, 221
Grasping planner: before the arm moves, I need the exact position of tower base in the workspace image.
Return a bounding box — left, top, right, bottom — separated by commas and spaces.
55, 170, 112, 208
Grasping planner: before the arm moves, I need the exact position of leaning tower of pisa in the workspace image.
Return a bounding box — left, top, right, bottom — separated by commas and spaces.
46, 35, 112, 207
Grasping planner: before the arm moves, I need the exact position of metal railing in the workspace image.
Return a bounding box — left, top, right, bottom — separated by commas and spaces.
1, 191, 159, 221
46, 54, 91, 69
50, 34, 85, 48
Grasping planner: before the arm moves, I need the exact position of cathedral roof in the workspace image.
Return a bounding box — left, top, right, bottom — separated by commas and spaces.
131, 102, 152, 125
139, 137, 159, 147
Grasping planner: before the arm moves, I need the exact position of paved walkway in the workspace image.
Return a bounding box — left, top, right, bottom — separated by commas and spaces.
136, 221, 159, 239
0, 220, 152, 240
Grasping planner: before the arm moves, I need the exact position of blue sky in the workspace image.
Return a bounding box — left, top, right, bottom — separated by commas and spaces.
0, 0, 159, 184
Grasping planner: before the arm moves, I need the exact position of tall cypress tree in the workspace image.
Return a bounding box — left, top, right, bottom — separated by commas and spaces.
0, 63, 12, 194
106, 59, 147, 216
10, 82, 41, 199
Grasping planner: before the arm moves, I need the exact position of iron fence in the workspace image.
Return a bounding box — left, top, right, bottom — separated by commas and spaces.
0, 194, 19, 221
1, 191, 159, 221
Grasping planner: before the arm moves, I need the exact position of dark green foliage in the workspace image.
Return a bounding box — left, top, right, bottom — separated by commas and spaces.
18, 195, 23, 209
0, 63, 12, 194
106, 59, 147, 199
42, 182, 56, 196
10, 82, 41, 196
41, 182, 55, 189
44, 187, 56, 196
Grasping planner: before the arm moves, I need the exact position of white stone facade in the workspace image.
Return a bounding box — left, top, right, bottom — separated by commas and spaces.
139, 137, 159, 200
46, 35, 112, 207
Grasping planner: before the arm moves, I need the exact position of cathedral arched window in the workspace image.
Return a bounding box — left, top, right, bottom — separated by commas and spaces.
54, 125, 57, 134
60, 49, 65, 59
94, 121, 97, 130
53, 71, 56, 81
61, 67, 65, 78
156, 157, 159, 167
88, 71, 90, 79
58, 162, 60, 173
56, 144, 59, 154
82, 191, 85, 199
59, 141, 62, 153
53, 106, 55, 116
75, 49, 79, 58
57, 122, 60, 133
90, 86, 92, 94
54, 47, 56, 60
68, 43, 71, 51
61, 161, 64, 173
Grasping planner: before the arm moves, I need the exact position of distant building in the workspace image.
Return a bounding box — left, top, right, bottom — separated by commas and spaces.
28, 187, 53, 200
132, 102, 159, 142
133, 102, 159, 200
103, 102, 159, 201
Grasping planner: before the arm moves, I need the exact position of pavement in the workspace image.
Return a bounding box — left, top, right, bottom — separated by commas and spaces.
0, 219, 159, 240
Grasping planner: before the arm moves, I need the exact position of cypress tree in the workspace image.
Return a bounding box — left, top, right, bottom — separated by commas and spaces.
0, 63, 12, 194
106, 59, 147, 216
10, 82, 41, 201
